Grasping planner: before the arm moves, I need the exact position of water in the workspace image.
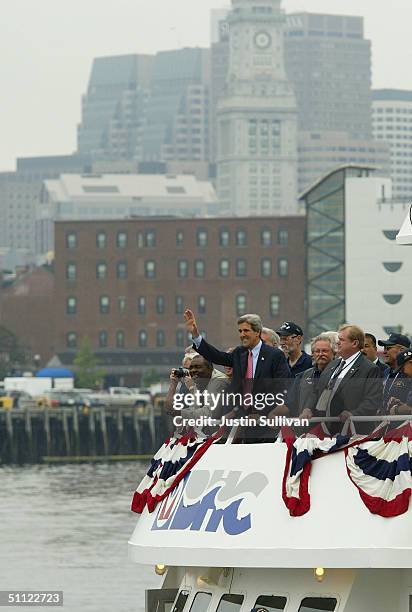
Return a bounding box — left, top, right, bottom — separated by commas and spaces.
0, 462, 161, 611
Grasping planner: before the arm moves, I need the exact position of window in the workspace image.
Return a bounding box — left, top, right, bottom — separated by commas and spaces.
236, 259, 247, 277
138, 330, 148, 347
171, 590, 190, 612
116, 330, 125, 348
383, 294, 403, 304
137, 232, 144, 248
297, 597, 337, 612
66, 332, 77, 349
198, 295, 206, 314
145, 260, 156, 279
383, 262, 403, 272
156, 296, 165, 314
96, 262, 107, 280
261, 229, 272, 246
66, 262, 76, 281
278, 228, 289, 246
261, 258, 272, 278
137, 297, 146, 315
219, 228, 230, 247
96, 231, 107, 248
382, 229, 398, 241
98, 330, 108, 348
176, 329, 185, 347
118, 296, 126, 313
145, 230, 156, 247
236, 294, 247, 316
270, 294, 280, 316
236, 229, 247, 246
99, 296, 110, 314
253, 595, 287, 612
66, 296, 77, 315
66, 232, 77, 249
189, 592, 212, 612
197, 228, 208, 247
216, 594, 244, 612
117, 261, 128, 280
175, 296, 184, 315
178, 260, 188, 278
220, 259, 230, 277
117, 231, 127, 248
194, 259, 205, 278
156, 330, 165, 347
278, 258, 288, 277
176, 230, 184, 246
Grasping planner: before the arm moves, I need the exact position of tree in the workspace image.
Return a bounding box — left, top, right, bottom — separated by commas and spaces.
0, 325, 28, 379
141, 368, 161, 388
73, 337, 104, 389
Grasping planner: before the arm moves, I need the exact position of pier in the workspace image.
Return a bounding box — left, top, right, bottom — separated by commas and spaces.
0, 405, 166, 464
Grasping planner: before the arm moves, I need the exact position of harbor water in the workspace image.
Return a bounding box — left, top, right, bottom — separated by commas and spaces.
0, 461, 161, 611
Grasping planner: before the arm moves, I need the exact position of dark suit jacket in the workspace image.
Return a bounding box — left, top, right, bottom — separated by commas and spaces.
307, 353, 382, 434
193, 338, 291, 416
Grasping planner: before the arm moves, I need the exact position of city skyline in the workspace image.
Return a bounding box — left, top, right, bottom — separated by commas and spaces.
1, 0, 412, 171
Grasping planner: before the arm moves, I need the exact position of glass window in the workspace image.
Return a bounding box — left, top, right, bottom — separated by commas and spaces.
236, 229, 247, 246
99, 296, 110, 314
278, 258, 288, 277
156, 296, 165, 314
197, 228, 208, 247
176, 230, 184, 246
146, 230, 156, 247
66, 232, 77, 249
261, 229, 272, 246
137, 232, 144, 248
96, 231, 107, 248
198, 295, 206, 314
156, 330, 165, 347
194, 259, 205, 278
66, 332, 77, 349
189, 592, 212, 612
297, 597, 337, 612
137, 297, 146, 315
178, 260, 189, 278
278, 228, 289, 246
270, 294, 280, 316
216, 595, 244, 612
96, 262, 107, 280
220, 259, 230, 277
175, 296, 184, 315
219, 228, 230, 247
171, 590, 189, 612
176, 329, 185, 347
236, 259, 247, 277
145, 260, 156, 279
254, 595, 287, 612
98, 330, 108, 348
116, 330, 125, 348
236, 294, 247, 316
66, 296, 77, 315
117, 261, 128, 279
117, 231, 127, 248
66, 262, 76, 281
261, 258, 272, 278
118, 296, 126, 313
138, 330, 148, 347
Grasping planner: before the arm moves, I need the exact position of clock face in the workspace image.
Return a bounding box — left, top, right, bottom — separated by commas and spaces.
254, 30, 272, 50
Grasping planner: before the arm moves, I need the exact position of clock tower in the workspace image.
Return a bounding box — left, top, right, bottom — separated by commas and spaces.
217, 0, 298, 216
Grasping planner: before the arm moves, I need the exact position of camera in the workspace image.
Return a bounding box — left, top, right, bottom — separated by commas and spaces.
174, 367, 189, 379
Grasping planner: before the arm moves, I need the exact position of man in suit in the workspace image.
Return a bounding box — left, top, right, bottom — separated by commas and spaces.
183, 309, 291, 426
362, 333, 389, 378
299, 324, 382, 435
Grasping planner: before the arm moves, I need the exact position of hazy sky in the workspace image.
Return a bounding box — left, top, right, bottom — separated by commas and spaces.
1, 0, 411, 171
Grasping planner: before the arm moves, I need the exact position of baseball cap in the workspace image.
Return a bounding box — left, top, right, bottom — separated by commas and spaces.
378, 333, 411, 348
395, 349, 412, 373
276, 321, 303, 337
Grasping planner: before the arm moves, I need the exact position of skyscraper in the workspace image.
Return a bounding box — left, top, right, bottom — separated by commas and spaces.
216, 0, 298, 216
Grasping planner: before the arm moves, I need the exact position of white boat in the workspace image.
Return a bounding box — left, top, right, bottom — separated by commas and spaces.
129, 417, 412, 612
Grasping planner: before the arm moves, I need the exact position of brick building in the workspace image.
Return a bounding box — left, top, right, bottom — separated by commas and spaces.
54, 216, 306, 382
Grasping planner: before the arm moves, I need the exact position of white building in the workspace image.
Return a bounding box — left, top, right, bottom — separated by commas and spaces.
216, 0, 298, 216
37, 173, 218, 254
345, 175, 411, 340
372, 89, 412, 201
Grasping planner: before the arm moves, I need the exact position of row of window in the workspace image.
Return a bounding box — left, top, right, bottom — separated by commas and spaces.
66, 328, 195, 350
66, 258, 289, 281
65, 228, 290, 249
177, 591, 337, 612
66, 294, 281, 317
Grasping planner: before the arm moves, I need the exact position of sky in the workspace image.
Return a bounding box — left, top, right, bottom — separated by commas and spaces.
1, 0, 412, 172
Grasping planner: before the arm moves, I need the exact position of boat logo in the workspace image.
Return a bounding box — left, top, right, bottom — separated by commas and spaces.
151, 469, 269, 535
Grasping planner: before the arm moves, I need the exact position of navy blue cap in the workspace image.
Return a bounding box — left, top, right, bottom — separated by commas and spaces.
395, 349, 412, 372
378, 333, 411, 348
276, 321, 304, 337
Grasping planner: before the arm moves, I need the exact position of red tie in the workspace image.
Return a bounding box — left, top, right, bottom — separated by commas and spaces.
246, 350, 253, 380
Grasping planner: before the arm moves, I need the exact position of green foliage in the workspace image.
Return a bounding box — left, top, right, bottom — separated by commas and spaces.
73, 337, 104, 389
141, 368, 160, 388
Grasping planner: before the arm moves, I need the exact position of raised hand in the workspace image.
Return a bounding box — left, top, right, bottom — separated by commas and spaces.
183, 308, 199, 338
